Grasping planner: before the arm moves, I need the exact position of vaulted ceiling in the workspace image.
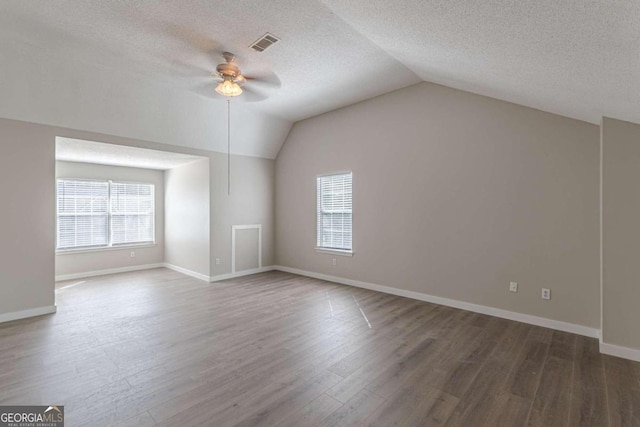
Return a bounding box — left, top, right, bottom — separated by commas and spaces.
1, 1, 639, 158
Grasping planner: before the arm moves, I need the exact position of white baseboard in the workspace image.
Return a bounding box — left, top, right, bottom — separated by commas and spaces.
55, 263, 164, 282
274, 265, 600, 339
163, 263, 211, 282
55, 263, 274, 284
210, 266, 275, 282
600, 341, 640, 362
0, 305, 57, 323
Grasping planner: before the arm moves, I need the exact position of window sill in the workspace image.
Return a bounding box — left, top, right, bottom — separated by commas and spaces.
315, 248, 354, 257
56, 243, 157, 255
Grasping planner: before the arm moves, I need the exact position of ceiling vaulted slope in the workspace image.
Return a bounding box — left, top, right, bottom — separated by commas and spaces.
1, 1, 639, 158
321, 0, 640, 125
0, 0, 419, 158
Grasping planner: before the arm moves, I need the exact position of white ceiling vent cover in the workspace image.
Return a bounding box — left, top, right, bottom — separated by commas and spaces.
250, 33, 280, 52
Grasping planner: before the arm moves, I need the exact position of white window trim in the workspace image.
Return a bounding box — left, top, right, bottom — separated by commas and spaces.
315, 247, 353, 256
316, 171, 354, 254
56, 243, 157, 255
56, 178, 156, 253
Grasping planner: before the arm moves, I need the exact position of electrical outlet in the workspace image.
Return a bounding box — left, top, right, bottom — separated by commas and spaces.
130, 251, 135, 258
509, 282, 518, 293
332, 258, 337, 266
215, 258, 220, 265
542, 288, 551, 300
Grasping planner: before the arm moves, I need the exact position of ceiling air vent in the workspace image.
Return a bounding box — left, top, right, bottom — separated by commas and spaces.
250, 33, 280, 52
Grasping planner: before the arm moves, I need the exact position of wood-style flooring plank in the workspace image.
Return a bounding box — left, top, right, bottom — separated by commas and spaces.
361, 371, 458, 427
316, 389, 385, 427
603, 354, 640, 427
0, 269, 635, 426
568, 336, 609, 426
526, 355, 573, 426
277, 393, 343, 427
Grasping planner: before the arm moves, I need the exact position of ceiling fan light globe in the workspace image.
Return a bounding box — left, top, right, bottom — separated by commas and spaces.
229, 82, 243, 96
215, 80, 243, 97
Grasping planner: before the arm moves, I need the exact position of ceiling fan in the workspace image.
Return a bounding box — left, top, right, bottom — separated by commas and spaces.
213, 52, 245, 97
211, 51, 279, 195
205, 51, 281, 194
211, 51, 277, 100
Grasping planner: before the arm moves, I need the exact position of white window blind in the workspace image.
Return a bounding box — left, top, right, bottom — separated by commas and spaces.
317, 172, 353, 251
57, 180, 109, 250
110, 182, 155, 246
56, 179, 155, 251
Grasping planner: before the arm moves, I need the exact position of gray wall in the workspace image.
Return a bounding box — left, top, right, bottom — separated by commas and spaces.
55, 161, 165, 277
0, 117, 274, 318
211, 152, 275, 277
276, 82, 600, 328
0, 119, 55, 315
602, 117, 640, 351
0, 82, 637, 355
165, 159, 210, 277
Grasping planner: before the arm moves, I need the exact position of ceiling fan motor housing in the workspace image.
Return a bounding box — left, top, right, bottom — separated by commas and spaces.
216, 63, 241, 79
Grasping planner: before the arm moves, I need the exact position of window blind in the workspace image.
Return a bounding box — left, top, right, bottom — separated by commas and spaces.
317, 172, 352, 251
110, 182, 155, 246
56, 179, 155, 251
57, 180, 109, 250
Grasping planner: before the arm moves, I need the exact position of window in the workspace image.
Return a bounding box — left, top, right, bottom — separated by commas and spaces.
317, 172, 353, 252
57, 180, 109, 250
110, 182, 155, 246
57, 179, 155, 251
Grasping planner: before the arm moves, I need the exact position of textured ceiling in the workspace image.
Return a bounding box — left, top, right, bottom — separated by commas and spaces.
321, 0, 640, 124
1, 1, 639, 158
0, 0, 419, 122
56, 138, 205, 170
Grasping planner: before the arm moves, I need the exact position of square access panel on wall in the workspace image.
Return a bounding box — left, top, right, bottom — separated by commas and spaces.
231, 224, 262, 273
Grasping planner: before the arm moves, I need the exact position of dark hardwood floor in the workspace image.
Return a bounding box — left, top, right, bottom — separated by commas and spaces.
1, 269, 638, 426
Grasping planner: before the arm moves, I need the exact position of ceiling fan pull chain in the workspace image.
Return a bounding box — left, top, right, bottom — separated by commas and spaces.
228, 98, 231, 195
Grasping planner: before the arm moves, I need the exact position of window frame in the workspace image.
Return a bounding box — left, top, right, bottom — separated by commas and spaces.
315, 171, 354, 256
56, 178, 156, 253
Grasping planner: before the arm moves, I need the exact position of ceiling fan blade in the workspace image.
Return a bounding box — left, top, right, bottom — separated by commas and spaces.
238, 85, 270, 102
171, 62, 215, 78
164, 25, 232, 78
191, 82, 217, 99
166, 24, 220, 57
241, 70, 281, 90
